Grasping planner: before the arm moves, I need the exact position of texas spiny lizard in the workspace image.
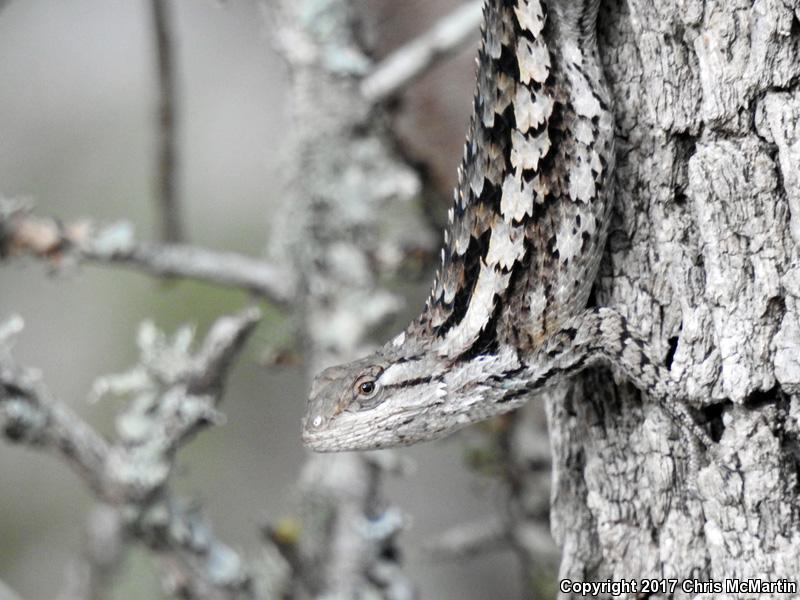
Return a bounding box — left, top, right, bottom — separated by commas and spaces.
303, 0, 712, 453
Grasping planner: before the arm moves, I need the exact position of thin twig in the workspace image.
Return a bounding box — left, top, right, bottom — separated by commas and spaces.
0, 200, 295, 304
99, 242, 294, 302
150, 0, 183, 243
101, 308, 263, 484
361, 0, 482, 104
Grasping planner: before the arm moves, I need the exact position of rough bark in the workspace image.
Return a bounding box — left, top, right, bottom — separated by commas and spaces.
547, 1, 800, 597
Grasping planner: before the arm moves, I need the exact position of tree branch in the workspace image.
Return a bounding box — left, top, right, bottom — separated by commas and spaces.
361, 1, 482, 104
150, 0, 183, 243
0, 315, 111, 495
97, 308, 262, 497
0, 311, 266, 600
0, 200, 295, 304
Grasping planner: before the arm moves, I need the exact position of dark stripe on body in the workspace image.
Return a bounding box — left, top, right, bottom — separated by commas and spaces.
435, 229, 492, 336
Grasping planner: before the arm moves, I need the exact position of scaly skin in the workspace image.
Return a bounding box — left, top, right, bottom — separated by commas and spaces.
303, 0, 711, 453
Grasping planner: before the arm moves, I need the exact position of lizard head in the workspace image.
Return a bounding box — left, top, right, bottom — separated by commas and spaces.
302, 336, 539, 452
302, 340, 457, 452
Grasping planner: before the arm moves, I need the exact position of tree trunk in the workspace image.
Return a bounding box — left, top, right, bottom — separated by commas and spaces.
548, 0, 800, 596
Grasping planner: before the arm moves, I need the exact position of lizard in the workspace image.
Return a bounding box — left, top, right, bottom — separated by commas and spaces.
302, 0, 713, 454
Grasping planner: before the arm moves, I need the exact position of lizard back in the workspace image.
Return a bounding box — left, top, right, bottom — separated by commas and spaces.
408, 0, 615, 358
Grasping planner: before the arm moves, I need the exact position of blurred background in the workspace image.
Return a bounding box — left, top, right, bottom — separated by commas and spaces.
0, 0, 533, 598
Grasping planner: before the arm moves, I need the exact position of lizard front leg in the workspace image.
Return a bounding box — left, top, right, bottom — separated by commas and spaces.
539, 307, 715, 451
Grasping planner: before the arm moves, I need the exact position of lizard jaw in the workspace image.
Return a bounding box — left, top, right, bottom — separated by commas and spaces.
302, 407, 443, 452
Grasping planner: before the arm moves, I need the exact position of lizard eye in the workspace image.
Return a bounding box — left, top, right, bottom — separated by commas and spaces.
354, 375, 381, 401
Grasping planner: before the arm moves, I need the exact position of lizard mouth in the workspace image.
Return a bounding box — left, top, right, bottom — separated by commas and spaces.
301, 410, 375, 452
301, 408, 427, 452
302, 425, 389, 452
301, 429, 335, 452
